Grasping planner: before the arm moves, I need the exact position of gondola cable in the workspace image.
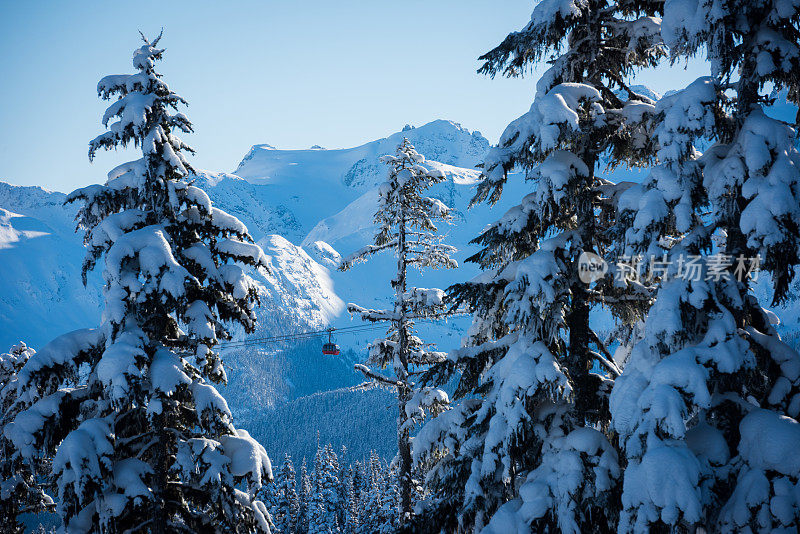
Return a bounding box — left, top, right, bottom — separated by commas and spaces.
217, 312, 468, 351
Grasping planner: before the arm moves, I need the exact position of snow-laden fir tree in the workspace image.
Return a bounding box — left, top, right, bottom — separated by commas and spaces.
0, 343, 54, 533
353, 452, 396, 534
611, 0, 800, 531
354, 453, 384, 534
411, 0, 667, 532
297, 459, 312, 534
308, 444, 342, 534
375, 466, 400, 534
273, 455, 300, 534
343, 460, 364, 534
339, 138, 455, 518
265, 481, 283, 522
609, 76, 723, 532
335, 446, 350, 530
3, 33, 274, 533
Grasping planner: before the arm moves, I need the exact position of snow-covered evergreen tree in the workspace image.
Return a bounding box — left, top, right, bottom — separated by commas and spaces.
308, 444, 341, 534
339, 139, 455, 519
335, 446, 349, 530
412, 1, 666, 532
350, 452, 392, 534
274, 454, 299, 534
297, 459, 312, 534
0, 343, 54, 533
3, 33, 273, 533
343, 461, 364, 534
611, 1, 800, 531
375, 465, 400, 534
265, 483, 281, 522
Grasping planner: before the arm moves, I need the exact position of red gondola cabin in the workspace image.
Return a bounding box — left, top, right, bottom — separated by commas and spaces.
322, 328, 340, 356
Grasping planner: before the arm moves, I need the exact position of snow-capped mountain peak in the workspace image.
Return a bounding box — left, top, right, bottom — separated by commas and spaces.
234, 119, 489, 189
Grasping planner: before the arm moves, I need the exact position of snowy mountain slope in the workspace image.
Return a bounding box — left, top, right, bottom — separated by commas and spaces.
0, 208, 49, 247
212, 236, 355, 413
191, 171, 304, 242
0, 183, 101, 349
258, 234, 344, 326
302, 160, 481, 251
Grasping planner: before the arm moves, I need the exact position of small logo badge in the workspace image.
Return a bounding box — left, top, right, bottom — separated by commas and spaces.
578, 251, 608, 284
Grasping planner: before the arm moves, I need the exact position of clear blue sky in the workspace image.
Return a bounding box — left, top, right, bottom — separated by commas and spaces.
0, 1, 706, 192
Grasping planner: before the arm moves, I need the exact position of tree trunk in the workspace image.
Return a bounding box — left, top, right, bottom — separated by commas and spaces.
395, 179, 413, 517
722, 28, 762, 331
397, 386, 412, 517
151, 409, 168, 534
567, 151, 598, 420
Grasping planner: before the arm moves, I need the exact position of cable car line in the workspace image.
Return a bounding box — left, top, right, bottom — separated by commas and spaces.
224, 323, 378, 345
217, 313, 465, 351
218, 323, 386, 350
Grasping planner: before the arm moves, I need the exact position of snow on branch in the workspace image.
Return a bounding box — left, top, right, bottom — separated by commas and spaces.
218, 429, 273, 491
408, 348, 448, 366
354, 364, 402, 389
338, 239, 398, 271
476, 83, 605, 205
412, 399, 479, 466
347, 303, 398, 322
404, 387, 450, 429
17, 328, 104, 396
216, 239, 271, 270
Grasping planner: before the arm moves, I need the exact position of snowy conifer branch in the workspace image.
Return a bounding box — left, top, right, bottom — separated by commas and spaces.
338, 239, 398, 271
354, 364, 401, 389
0, 343, 56, 531
346, 303, 398, 323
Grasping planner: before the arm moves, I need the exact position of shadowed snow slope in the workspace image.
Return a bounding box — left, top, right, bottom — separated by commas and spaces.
0, 183, 102, 349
